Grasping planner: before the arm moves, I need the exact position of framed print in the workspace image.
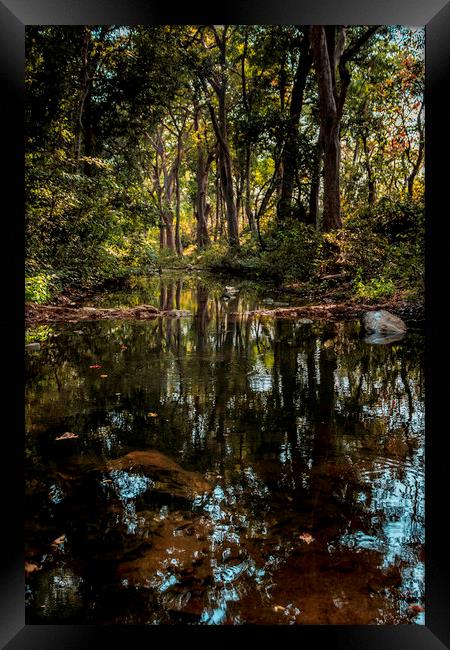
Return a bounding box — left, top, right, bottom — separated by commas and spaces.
2, 0, 449, 647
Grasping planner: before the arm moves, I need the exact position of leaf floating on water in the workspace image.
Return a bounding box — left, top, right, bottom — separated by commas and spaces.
299, 532, 314, 544
147, 412, 158, 417
51, 534, 66, 548
25, 562, 41, 574
273, 605, 285, 613
89, 364, 102, 369
55, 432, 79, 441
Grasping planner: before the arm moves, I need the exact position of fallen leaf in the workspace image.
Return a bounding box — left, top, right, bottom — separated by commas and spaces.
299, 532, 314, 544
55, 432, 79, 441
273, 605, 285, 613
51, 534, 66, 548
25, 562, 41, 574
409, 604, 424, 614
100, 374, 108, 378
147, 412, 158, 417
89, 364, 102, 369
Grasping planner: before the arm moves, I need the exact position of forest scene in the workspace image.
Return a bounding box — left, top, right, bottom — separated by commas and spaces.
25, 25, 425, 625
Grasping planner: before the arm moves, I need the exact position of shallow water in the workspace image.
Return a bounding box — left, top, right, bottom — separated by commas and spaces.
25, 273, 424, 625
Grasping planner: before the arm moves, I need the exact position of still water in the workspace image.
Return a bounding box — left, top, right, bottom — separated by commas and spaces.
25, 273, 424, 625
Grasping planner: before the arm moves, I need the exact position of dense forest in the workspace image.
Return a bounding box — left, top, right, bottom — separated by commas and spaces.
25, 25, 424, 305
25, 25, 426, 626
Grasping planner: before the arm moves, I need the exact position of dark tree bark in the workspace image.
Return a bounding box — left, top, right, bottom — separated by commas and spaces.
362, 133, 376, 205
277, 28, 313, 222
193, 105, 213, 248
310, 25, 379, 231
75, 27, 91, 167
407, 101, 425, 198
205, 26, 240, 249
174, 163, 182, 255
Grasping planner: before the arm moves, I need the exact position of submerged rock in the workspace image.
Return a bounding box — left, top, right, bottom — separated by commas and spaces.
106, 450, 211, 499
362, 310, 407, 336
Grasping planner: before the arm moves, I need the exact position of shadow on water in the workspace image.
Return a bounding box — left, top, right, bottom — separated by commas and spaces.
25, 273, 424, 625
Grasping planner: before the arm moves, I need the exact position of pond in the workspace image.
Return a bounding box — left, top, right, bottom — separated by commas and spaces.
25, 273, 425, 625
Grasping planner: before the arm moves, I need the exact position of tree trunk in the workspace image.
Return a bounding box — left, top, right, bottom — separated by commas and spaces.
277, 29, 312, 222
164, 212, 176, 252
311, 25, 379, 231
175, 167, 182, 255
407, 104, 424, 198
322, 121, 341, 230
308, 137, 322, 225
244, 145, 257, 237
362, 133, 375, 205
207, 27, 240, 249
194, 108, 212, 249
310, 26, 342, 231
159, 217, 166, 250
75, 27, 91, 168
210, 91, 239, 248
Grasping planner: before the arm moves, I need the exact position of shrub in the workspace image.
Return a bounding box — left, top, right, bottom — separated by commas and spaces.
354, 272, 395, 300
263, 221, 322, 283
25, 273, 60, 303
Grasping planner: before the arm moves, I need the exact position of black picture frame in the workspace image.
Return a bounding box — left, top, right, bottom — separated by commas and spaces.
3, 0, 449, 647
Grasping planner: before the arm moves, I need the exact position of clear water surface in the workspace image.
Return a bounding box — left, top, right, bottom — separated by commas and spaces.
25, 273, 425, 625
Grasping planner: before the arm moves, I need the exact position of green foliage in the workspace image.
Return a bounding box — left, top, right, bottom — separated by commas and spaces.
194, 242, 229, 268
25, 273, 60, 304
263, 221, 322, 283
25, 325, 54, 344
354, 271, 395, 300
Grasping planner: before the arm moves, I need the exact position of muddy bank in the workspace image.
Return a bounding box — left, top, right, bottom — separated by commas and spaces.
25, 302, 191, 326
240, 296, 423, 324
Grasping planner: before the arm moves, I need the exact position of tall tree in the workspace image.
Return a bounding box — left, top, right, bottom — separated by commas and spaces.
277, 28, 313, 222
310, 25, 379, 231
201, 26, 240, 249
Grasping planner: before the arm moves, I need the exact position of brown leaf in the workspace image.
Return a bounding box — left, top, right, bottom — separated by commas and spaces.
100, 374, 108, 378
273, 605, 285, 612
299, 532, 314, 544
55, 432, 79, 441
51, 534, 66, 548
147, 412, 158, 417
25, 562, 41, 574
409, 604, 424, 614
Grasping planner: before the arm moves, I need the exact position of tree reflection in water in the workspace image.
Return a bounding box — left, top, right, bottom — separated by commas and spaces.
25, 274, 424, 624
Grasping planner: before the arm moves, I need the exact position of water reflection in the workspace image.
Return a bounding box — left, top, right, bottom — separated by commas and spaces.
25, 274, 424, 625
